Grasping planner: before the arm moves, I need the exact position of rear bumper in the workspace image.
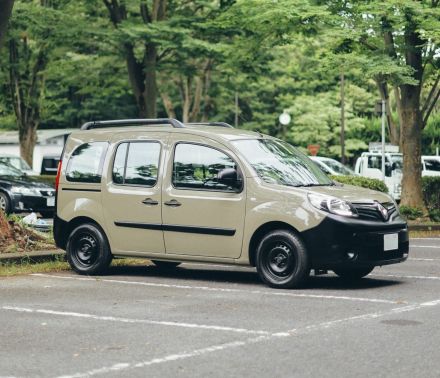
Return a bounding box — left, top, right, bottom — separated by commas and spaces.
302, 214, 409, 269
53, 214, 69, 249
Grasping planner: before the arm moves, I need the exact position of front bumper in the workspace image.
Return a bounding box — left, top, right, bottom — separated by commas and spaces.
302, 214, 409, 269
11, 193, 55, 214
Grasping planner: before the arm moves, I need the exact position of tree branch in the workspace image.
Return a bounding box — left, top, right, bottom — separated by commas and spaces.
421, 73, 440, 117
422, 89, 440, 129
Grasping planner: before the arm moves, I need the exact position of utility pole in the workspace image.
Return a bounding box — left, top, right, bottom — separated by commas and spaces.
340, 72, 345, 165
381, 99, 386, 181
234, 91, 239, 128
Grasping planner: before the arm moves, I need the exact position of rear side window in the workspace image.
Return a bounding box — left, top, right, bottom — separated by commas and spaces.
66, 142, 108, 183
112, 142, 161, 187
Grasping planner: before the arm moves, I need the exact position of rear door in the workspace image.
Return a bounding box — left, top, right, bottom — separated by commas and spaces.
162, 135, 246, 259
102, 133, 167, 255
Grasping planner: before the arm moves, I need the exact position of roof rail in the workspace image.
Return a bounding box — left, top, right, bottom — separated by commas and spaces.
186, 122, 234, 129
81, 118, 185, 131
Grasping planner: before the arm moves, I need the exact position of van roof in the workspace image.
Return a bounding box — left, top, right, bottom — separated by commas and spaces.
70, 122, 265, 143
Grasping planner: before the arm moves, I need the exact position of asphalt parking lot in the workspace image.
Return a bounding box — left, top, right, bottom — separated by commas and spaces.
1, 238, 440, 378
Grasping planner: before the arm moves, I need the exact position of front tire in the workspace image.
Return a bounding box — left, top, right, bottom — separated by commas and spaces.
0, 192, 11, 215
256, 229, 310, 289
66, 223, 112, 275
333, 267, 374, 281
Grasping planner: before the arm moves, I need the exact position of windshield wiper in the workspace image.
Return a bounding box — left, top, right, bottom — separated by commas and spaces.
299, 183, 335, 187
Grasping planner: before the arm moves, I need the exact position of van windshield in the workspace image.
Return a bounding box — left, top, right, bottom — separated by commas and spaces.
232, 139, 333, 187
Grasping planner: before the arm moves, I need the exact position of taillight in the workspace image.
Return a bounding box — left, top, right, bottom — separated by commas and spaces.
55, 161, 62, 191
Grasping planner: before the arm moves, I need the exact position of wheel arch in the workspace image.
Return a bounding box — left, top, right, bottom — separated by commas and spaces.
248, 221, 302, 267
56, 215, 110, 251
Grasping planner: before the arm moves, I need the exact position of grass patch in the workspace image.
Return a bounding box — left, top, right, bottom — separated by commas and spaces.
409, 230, 440, 238
0, 257, 151, 277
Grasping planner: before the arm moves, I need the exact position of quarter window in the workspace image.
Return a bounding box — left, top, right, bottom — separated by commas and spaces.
112, 142, 160, 186
66, 142, 108, 183
173, 143, 238, 191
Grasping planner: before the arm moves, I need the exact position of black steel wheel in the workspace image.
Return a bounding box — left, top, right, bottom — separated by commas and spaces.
152, 260, 181, 269
0, 192, 11, 215
333, 267, 374, 281
256, 229, 310, 289
66, 223, 112, 275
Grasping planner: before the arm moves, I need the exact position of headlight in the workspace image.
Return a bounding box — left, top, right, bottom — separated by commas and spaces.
308, 193, 358, 217
11, 187, 41, 196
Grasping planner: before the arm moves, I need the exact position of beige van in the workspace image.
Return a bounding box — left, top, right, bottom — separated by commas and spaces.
54, 119, 408, 288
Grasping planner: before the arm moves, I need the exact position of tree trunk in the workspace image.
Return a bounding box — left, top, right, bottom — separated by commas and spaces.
144, 44, 157, 118
399, 97, 425, 211
19, 123, 37, 166
0, 0, 14, 50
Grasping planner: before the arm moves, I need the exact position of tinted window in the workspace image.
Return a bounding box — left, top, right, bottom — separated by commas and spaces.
66, 142, 108, 183
425, 159, 440, 172
173, 143, 237, 191
368, 156, 382, 169
112, 142, 160, 186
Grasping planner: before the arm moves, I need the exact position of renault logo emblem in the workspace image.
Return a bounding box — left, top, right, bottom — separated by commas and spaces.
376, 202, 389, 221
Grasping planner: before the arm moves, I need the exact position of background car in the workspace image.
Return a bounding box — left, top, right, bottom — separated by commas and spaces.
310, 156, 356, 176
0, 161, 55, 217
0, 154, 39, 176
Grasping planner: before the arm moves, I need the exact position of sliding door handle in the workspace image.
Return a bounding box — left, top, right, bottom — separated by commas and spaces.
164, 199, 182, 207
142, 198, 159, 206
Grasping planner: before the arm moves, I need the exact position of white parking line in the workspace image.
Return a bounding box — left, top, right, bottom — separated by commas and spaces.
410, 238, 440, 241
411, 245, 440, 249
409, 258, 440, 261
54, 297, 440, 378
372, 273, 440, 281
1, 306, 270, 336
31, 273, 401, 304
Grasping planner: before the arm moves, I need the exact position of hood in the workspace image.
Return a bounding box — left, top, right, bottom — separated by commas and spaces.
0, 175, 53, 189
307, 183, 391, 204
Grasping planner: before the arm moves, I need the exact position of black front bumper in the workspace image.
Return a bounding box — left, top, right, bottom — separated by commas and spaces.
302, 214, 409, 269
11, 193, 55, 214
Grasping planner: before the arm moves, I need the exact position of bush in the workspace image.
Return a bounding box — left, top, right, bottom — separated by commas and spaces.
399, 206, 424, 220
422, 176, 440, 212
330, 175, 389, 193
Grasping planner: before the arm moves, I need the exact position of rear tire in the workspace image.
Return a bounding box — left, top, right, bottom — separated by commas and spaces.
66, 223, 112, 275
0, 192, 11, 215
333, 267, 374, 281
256, 229, 310, 289
152, 260, 181, 269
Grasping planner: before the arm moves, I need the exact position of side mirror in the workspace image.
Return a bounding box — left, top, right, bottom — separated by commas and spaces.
217, 168, 242, 190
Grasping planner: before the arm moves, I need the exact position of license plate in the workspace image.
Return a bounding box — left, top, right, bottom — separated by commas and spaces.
47, 197, 55, 207
384, 233, 398, 251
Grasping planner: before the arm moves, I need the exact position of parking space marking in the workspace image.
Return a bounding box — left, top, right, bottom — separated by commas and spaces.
411, 245, 440, 249
53, 298, 440, 378
55, 335, 276, 378
31, 273, 402, 304
1, 306, 271, 336
409, 257, 440, 261
372, 273, 440, 281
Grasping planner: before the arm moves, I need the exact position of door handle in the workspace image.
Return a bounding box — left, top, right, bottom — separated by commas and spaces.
142, 198, 159, 206
164, 199, 182, 207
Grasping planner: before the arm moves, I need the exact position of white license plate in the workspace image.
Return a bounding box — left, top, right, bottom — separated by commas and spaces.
384, 233, 398, 251
47, 197, 55, 207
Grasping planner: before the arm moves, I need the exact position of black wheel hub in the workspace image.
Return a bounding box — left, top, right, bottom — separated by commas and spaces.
266, 243, 294, 277
73, 234, 98, 267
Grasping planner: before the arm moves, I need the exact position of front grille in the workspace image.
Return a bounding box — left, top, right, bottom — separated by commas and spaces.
352, 201, 397, 222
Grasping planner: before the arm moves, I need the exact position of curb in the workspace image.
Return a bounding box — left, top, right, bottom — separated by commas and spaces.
408, 224, 440, 231
0, 250, 65, 264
